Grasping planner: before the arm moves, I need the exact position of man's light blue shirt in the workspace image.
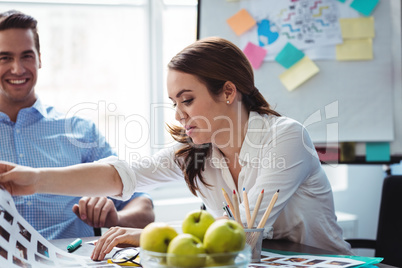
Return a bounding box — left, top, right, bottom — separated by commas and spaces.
0, 99, 147, 240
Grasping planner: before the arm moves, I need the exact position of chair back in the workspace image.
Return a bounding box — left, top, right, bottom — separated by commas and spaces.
375, 175, 402, 266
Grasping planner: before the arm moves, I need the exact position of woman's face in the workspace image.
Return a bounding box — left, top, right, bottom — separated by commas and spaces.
167, 69, 230, 145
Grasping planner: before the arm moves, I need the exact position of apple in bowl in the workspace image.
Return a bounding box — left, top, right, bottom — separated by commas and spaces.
167, 233, 206, 267
182, 210, 215, 242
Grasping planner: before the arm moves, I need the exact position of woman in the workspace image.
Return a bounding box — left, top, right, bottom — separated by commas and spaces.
0, 37, 352, 260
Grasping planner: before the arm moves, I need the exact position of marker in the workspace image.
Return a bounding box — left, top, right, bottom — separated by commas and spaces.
67, 238, 82, 252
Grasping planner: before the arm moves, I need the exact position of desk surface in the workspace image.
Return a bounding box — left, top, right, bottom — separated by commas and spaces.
50, 237, 396, 268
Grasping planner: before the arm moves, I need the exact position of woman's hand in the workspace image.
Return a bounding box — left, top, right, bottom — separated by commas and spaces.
0, 161, 40, 195
91, 227, 142, 261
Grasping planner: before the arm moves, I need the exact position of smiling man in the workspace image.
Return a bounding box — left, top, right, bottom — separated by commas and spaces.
0, 10, 154, 239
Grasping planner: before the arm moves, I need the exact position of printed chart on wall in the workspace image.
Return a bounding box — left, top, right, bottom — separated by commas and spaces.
240, 0, 347, 61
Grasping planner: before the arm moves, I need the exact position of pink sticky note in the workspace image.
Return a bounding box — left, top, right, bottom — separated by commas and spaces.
243, 42, 267, 69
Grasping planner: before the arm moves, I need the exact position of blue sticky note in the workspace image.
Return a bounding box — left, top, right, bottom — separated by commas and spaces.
275, 43, 305, 69
350, 0, 380, 16
366, 142, 390, 162
337, 0, 346, 2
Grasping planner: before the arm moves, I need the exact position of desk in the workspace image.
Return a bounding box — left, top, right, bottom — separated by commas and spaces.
50, 237, 397, 268
262, 240, 396, 268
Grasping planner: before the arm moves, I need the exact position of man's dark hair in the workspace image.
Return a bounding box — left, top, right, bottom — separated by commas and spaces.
0, 10, 40, 54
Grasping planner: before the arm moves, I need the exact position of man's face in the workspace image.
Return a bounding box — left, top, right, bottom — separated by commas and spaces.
0, 28, 41, 107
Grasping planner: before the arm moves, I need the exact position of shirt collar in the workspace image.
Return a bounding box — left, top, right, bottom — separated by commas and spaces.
30, 98, 49, 118
0, 98, 49, 124
238, 111, 269, 166
209, 111, 270, 168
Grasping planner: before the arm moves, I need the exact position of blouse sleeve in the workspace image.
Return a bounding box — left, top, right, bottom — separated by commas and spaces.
96, 143, 185, 200
95, 156, 136, 201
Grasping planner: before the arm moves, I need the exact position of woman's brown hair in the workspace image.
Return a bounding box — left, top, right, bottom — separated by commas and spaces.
167, 37, 280, 196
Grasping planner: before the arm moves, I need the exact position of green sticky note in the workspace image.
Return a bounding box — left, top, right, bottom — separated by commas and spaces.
275, 43, 305, 69
366, 142, 390, 162
350, 0, 380, 16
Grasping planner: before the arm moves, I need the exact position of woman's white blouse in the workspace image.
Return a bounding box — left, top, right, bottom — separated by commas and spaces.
99, 111, 352, 255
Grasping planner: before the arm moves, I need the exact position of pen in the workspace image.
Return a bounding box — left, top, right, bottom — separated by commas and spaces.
222, 188, 236, 220
223, 202, 234, 220
67, 238, 82, 252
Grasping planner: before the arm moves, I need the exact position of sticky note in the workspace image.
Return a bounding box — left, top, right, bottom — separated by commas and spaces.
339, 17, 375, 39
350, 0, 380, 16
243, 42, 267, 69
226, 9, 256, 36
336, 38, 373, 61
275, 43, 305, 69
340, 142, 356, 162
337, 0, 346, 2
366, 142, 390, 162
279, 56, 319, 91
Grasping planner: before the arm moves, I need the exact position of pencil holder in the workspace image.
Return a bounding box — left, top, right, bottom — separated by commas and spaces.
244, 228, 264, 262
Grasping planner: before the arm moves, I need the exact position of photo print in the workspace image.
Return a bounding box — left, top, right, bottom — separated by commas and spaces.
0, 205, 14, 225
18, 222, 31, 242
16, 241, 28, 260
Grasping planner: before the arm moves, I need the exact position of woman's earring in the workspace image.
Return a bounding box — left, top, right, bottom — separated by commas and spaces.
226, 100, 230, 104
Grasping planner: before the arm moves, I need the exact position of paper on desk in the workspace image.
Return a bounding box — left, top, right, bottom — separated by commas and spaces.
252, 250, 367, 267
0, 187, 119, 267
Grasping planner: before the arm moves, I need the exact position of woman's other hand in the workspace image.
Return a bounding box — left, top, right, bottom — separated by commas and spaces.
91, 227, 142, 261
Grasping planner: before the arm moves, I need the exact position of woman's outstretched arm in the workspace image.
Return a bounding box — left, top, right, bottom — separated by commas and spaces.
0, 161, 123, 197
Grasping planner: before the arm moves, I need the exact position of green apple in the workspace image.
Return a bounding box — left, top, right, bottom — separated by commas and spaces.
167, 233, 206, 267
140, 222, 178, 253
182, 210, 215, 242
204, 219, 246, 263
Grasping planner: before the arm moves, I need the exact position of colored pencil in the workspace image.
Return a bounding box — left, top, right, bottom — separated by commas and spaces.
257, 189, 280, 229
243, 187, 252, 228
232, 189, 243, 226
222, 188, 236, 220
249, 189, 264, 228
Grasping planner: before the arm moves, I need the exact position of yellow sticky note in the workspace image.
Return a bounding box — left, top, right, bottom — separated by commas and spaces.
336, 38, 373, 60
279, 56, 319, 91
339, 17, 375, 39
226, 9, 256, 36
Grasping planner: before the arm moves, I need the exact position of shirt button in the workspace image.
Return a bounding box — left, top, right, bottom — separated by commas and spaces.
16, 129, 21, 134
19, 154, 24, 158
26, 201, 32, 206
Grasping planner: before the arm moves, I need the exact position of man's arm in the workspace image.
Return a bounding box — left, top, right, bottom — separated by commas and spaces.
116, 195, 155, 228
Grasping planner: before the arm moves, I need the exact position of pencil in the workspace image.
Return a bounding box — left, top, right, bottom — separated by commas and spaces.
232, 190, 243, 226
222, 188, 236, 220
249, 189, 264, 228
243, 187, 252, 228
257, 189, 280, 229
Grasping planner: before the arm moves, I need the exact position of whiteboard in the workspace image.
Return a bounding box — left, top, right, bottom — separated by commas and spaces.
198, 0, 402, 160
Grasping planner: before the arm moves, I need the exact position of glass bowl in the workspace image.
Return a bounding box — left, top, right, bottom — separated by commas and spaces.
139, 245, 251, 268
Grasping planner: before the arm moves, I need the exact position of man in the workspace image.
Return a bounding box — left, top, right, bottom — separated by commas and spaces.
0, 10, 154, 239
